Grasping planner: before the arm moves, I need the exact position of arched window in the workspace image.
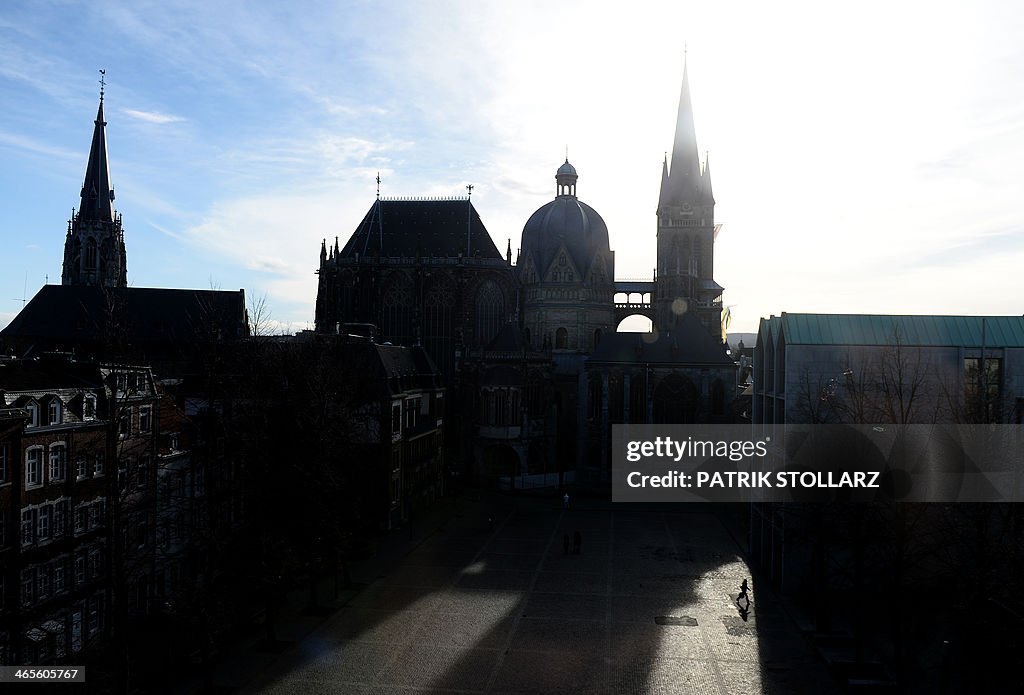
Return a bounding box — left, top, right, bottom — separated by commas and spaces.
475, 280, 504, 346
694, 236, 704, 277
593, 329, 602, 351
424, 277, 455, 376
555, 327, 568, 350
629, 373, 646, 423
85, 238, 97, 270
588, 374, 602, 420
382, 273, 413, 345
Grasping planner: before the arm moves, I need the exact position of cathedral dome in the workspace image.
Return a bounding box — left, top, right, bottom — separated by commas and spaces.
520, 162, 610, 279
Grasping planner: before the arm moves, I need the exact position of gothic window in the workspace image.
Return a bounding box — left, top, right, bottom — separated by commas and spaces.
424, 277, 455, 376
85, 239, 97, 270
100, 238, 113, 282
527, 369, 544, 417
382, 274, 413, 345
653, 373, 699, 424
694, 237, 704, 277
494, 390, 508, 425
588, 374, 602, 420
609, 372, 624, 424
475, 280, 504, 347
593, 329, 602, 350
336, 270, 356, 320
555, 327, 568, 350
629, 372, 646, 423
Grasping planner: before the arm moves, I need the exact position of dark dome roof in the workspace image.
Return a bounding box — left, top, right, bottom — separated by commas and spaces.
520, 196, 610, 276
557, 160, 577, 176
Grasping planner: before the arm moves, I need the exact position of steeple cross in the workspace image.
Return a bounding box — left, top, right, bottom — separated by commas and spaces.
99, 69, 106, 101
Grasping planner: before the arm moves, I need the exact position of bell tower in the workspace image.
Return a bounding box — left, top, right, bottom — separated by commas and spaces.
62, 77, 127, 289
654, 56, 722, 339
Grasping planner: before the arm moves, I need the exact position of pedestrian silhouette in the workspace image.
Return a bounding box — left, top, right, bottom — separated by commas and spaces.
736, 578, 751, 621
573, 530, 582, 554
563, 533, 570, 555
488, 515, 494, 532
563, 492, 570, 508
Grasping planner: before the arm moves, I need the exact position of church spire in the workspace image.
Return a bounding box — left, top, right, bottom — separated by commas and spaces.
658, 152, 670, 209
663, 53, 702, 206
78, 97, 115, 224
702, 151, 714, 204
62, 75, 127, 289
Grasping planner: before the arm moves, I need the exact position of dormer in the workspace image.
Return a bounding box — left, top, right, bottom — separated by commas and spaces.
45, 395, 63, 426
25, 397, 40, 428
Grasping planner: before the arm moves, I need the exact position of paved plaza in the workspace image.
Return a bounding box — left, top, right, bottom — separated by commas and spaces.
244, 499, 837, 694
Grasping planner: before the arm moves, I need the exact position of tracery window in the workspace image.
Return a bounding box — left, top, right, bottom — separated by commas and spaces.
475, 280, 504, 347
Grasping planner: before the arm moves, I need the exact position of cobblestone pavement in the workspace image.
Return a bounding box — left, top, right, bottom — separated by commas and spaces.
244, 501, 837, 694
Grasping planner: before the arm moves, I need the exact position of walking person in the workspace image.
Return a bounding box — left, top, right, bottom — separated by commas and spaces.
563, 492, 570, 509
573, 530, 582, 554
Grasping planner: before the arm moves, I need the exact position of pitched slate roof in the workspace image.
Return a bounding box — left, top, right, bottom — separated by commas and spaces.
334, 341, 442, 399
776, 313, 1024, 347
339, 199, 503, 260
588, 312, 734, 366
1, 285, 248, 355
0, 357, 105, 392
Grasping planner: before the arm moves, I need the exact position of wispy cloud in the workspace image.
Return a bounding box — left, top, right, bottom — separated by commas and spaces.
122, 108, 185, 124
0, 129, 80, 160
147, 220, 183, 240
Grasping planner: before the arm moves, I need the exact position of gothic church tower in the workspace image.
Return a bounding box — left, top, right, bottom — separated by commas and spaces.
654, 57, 722, 338
62, 92, 127, 288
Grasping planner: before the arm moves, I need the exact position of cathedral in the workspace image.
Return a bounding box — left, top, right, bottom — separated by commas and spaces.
316, 58, 738, 487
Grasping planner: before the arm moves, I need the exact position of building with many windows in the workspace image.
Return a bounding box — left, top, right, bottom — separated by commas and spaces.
0, 356, 158, 664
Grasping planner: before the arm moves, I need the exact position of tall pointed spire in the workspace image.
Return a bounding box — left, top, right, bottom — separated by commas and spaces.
702, 151, 714, 204
78, 98, 115, 224
62, 74, 127, 289
663, 53, 702, 206
658, 152, 670, 209
654, 51, 722, 338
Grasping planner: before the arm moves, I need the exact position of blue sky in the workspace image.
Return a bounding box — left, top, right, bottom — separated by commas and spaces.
2, 0, 1023, 334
